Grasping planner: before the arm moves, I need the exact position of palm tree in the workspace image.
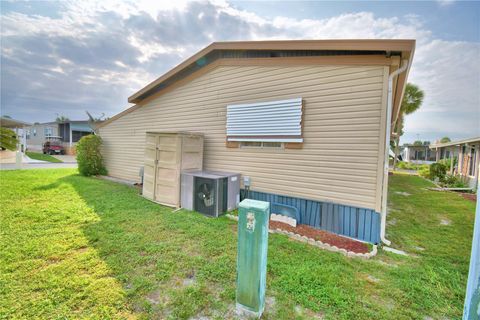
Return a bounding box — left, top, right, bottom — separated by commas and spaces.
55, 115, 70, 123
393, 83, 424, 169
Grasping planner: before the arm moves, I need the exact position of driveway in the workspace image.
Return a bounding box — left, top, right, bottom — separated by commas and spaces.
0, 162, 77, 170
0, 150, 17, 164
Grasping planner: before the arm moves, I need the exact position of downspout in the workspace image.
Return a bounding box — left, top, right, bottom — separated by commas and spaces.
380, 59, 409, 246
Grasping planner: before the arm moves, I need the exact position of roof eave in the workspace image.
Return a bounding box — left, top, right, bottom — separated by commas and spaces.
128, 39, 416, 104
0, 117, 32, 128
431, 137, 480, 148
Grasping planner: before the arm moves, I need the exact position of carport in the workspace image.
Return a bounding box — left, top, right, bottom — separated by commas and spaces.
0, 116, 32, 167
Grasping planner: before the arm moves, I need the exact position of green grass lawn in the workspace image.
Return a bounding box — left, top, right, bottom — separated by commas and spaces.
26, 151, 63, 163
0, 170, 475, 319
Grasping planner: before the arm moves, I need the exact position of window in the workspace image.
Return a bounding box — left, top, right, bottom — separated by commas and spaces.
33, 129, 37, 137
72, 131, 91, 142
469, 148, 476, 176
226, 98, 303, 144
44, 127, 53, 137
241, 141, 283, 148
25, 130, 30, 140
415, 150, 424, 160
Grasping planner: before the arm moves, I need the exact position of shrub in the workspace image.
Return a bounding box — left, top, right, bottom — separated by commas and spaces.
442, 175, 469, 188
76, 135, 107, 176
396, 161, 429, 171
429, 162, 447, 182
418, 166, 430, 179
397, 161, 409, 169
438, 157, 457, 170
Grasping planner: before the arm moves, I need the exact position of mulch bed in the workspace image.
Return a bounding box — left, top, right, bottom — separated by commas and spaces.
269, 221, 370, 254
460, 193, 477, 202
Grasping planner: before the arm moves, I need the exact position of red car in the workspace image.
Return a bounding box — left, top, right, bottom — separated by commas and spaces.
42, 137, 65, 155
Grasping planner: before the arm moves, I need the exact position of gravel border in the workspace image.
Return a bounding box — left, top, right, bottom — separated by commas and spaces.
226, 214, 377, 259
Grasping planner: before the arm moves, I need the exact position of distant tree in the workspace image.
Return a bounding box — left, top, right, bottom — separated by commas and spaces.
423, 141, 430, 146
413, 140, 424, 146
0, 128, 18, 150
55, 115, 70, 123
34, 122, 40, 125
440, 137, 451, 143
2, 115, 11, 119
393, 83, 425, 169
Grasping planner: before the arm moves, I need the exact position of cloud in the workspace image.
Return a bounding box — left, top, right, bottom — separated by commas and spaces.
403, 39, 480, 142
0, 0, 478, 142
436, 0, 456, 7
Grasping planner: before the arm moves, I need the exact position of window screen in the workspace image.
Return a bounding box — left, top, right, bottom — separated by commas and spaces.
226, 98, 303, 143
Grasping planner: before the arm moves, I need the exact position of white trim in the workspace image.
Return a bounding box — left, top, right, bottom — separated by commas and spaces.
381, 59, 409, 246
227, 97, 302, 109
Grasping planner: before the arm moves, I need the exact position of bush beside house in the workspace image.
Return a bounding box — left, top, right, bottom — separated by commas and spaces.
429, 162, 447, 181
419, 162, 470, 189
76, 135, 107, 176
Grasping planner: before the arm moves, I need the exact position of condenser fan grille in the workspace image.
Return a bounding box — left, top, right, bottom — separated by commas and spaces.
194, 177, 217, 216
193, 176, 228, 217
197, 182, 215, 207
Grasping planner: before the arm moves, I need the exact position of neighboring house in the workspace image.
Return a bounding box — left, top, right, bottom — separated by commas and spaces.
25, 120, 93, 153
97, 40, 415, 245
0, 116, 31, 152
401, 144, 437, 164
431, 137, 480, 188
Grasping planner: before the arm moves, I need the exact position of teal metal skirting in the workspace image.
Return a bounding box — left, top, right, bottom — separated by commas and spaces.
241, 189, 381, 244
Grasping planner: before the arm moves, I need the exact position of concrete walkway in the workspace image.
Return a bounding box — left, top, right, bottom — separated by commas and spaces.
52, 155, 77, 163
0, 162, 77, 170
1, 150, 49, 164
0, 150, 17, 164
0, 150, 77, 170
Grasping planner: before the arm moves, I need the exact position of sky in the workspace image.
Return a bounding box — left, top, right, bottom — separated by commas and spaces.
1, 0, 479, 143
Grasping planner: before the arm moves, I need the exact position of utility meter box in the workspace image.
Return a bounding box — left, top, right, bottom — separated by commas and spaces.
236, 199, 270, 318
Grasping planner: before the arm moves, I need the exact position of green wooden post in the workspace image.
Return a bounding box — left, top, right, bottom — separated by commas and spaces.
236, 199, 270, 318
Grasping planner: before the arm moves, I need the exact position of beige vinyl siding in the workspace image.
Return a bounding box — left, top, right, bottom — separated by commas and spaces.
99, 64, 388, 210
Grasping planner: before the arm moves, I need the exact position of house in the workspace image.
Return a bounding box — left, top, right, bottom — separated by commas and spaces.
97, 40, 415, 245
430, 137, 480, 188
25, 120, 93, 154
401, 143, 437, 164
0, 116, 32, 167
0, 116, 31, 152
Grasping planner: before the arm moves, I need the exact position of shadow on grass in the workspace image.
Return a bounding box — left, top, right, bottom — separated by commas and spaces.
5, 170, 473, 319
60, 174, 241, 319
34, 181, 63, 191
58, 173, 381, 320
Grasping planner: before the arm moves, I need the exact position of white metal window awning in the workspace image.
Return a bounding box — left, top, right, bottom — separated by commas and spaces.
226, 98, 303, 143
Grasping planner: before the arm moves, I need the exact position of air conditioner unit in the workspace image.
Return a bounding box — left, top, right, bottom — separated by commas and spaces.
181, 171, 240, 217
